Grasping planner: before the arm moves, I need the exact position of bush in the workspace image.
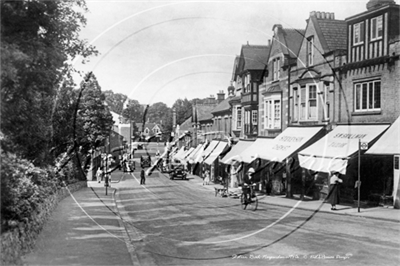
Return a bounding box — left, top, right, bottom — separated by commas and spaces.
0, 152, 64, 232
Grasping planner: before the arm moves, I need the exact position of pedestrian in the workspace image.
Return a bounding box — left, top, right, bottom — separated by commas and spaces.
203, 170, 210, 185
326, 171, 343, 210
140, 168, 146, 185
96, 167, 103, 183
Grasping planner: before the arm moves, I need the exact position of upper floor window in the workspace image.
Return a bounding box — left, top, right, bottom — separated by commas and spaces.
299, 84, 318, 121
371, 15, 383, 41
353, 22, 365, 45
237, 107, 242, 129
354, 80, 381, 112
307, 36, 314, 66
323, 83, 330, 121
292, 87, 299, 122
264, 97, 281, 129
272, 57, 281, 81
144, 128, 149, 134
252, 110, 258, 125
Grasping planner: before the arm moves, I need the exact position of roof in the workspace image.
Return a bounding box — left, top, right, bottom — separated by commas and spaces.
179, 116, 193, 132
240, 44, 270, 71
211, 97, 233, 115
282, 28, 305, 58
193, 104, 217, 123
312, 16, 347, 53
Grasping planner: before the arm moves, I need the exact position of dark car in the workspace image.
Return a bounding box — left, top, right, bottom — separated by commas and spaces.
169, 165, 187, 180
140, 155, 151, 168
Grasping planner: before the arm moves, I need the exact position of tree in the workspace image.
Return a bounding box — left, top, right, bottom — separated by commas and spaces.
172, 98, 192, 125
121, 99, 144, 123
103, 90, 128, 114
77, 73, 114, 155
1, 0, 97, 165
147, 102, 170, 123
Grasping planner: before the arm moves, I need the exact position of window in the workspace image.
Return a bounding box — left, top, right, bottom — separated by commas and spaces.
371, 15, 383, 41
237, 107, 242, 129
293, 87, 299, 121
299, 84, 318, 121
323, 83, 330, 120
308, 85, 317, 119
353, 22, 365, 45
252, 110, 258, 125
307, 36, 314, 66
354, 80, 381, 112
264, 97, 281, 129
300, 86, 306, 120
144, 128, 149, 134
273, 57, 281, 81
244, 73, 251, 93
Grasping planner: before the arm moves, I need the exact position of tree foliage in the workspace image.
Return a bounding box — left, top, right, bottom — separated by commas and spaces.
121, 99, 144, 123
172, 98, 192, 126
103, 90, 128, 114
1, 0, 97, 165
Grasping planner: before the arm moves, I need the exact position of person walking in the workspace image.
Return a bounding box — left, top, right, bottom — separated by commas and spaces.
326, 171, 343, 210
96, 167, 103, 183
140, 168, 146, 185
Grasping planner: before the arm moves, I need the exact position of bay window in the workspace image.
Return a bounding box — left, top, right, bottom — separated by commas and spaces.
264, 96, 281, 129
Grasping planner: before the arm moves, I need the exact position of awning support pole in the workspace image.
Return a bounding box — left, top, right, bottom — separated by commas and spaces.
358, 139, 361, 213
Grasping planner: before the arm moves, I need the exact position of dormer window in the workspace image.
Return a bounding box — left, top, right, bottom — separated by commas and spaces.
370, 15, 383, 41
353, 21, 365, 45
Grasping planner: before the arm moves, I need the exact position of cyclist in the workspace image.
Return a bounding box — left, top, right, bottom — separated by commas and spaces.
243, 167, 255, 201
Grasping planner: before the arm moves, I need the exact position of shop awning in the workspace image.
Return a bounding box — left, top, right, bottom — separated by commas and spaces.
187, 144, 203, 163
204, 141, 228, 165
198, 140, 219, 163
222, 141, 254, 164
239, 138, 274, 163
172, 147, 185, 161
183, 147, 195, 159
257, 127, 324, 162
366, 117, 400, 155
299, 124, 390, 174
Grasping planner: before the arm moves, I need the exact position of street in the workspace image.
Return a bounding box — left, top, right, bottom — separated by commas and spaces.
112, 167, 400, 266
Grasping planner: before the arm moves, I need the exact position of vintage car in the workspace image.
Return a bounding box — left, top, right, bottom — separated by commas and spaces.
169, 164, 187, 180
140, 155, 151, 168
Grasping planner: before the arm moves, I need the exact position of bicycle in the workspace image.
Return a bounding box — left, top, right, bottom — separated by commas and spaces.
240, 183, 258, 211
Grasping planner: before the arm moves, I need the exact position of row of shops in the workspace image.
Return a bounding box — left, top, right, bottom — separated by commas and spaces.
172, 118, 400, 208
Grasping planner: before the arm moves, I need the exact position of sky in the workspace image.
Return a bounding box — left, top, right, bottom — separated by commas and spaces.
73, 0, 388, 108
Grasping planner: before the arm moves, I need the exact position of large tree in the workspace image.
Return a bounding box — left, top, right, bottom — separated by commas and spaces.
1, 0, 97, 165
103, 90, 128, 114
172, 98, 192, 126
121, 99, 145, 123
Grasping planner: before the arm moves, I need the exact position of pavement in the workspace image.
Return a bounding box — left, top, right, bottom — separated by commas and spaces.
21, 169, 400, 266
187, 174, 400, 223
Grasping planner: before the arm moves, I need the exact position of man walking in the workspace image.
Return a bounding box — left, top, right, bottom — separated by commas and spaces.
140, 168, 146, 185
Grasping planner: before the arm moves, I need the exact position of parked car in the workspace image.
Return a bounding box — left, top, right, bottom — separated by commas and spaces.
169, 164, 187, 180
140, 155, 151, 168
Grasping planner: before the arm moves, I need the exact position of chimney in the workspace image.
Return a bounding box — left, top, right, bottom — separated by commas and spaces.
367, 0, 395, 11
217, 90, 225, 103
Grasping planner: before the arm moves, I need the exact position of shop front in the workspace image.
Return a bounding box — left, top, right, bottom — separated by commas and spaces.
366, 117, 400, 208
298, 124, 390, 203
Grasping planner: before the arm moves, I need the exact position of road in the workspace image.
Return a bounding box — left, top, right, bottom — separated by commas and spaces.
112, 167, 400, 266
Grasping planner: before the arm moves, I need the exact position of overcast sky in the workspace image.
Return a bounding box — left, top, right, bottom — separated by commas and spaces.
73, 0, 392, 108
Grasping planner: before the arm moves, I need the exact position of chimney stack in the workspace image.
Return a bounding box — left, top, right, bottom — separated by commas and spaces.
367, 0, 395, 10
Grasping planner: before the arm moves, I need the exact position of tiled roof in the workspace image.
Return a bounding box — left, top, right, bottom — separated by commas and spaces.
241, 45, 270, 71
316, 18, 347, 52
179, 117, 193, 132
193, 104, 217, 123
211, 97, 233, 115
282, 28, 306, 57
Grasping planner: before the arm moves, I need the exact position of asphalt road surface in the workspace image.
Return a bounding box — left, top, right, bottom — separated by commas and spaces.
112, 169, 400, 266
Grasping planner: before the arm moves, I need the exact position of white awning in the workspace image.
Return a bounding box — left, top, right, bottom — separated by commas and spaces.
204, 142, 228, 165
366, 117, 400, 155
239, 138, 273, 163
197, 140, 219, 163
222, 141, 254, 164
258, 127, 324, 162
187, 144, 203, 163
172, 147, 185, 161
299, 124, 390, 174
183, 147, 195, 159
